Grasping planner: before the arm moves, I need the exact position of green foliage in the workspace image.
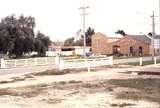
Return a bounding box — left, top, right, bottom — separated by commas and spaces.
74, 27, 95, 46
35, 31, 51, 56
85, 27, 95, 46
115, 30, 126, 36
0, 15, 51, 58
64, 37, 74, 46
74, 39, 83, 46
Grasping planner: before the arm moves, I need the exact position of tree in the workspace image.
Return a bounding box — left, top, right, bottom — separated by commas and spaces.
115, 30, 126, 36
148, 32, 152, 36
74, 39, 83, 46
64, 37, 74, 46
0, 15, 36, 58
0, 14, 50, 58
85, 27, 95, 46
35, 31, 51, 56
74, 27, 95, 46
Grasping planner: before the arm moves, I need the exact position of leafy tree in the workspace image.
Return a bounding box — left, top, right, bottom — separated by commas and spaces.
0, 15, 35, 58
74, 27, 95, 46
85, 27, 95, 46
74, 39, 83, 46
148, 32, 152, 36
0, 14, 50, 58
64, 37, 74, 46
115, 30, 126, 36
35, 31, 51, 56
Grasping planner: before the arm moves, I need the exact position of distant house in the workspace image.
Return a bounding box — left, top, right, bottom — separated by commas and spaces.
60, 46, 91, 56
47, 42, 62, 56
47, 42, 91, 56
91, 32, 160, 56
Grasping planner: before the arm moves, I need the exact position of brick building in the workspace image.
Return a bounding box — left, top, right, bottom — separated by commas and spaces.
92, 32, 152, 56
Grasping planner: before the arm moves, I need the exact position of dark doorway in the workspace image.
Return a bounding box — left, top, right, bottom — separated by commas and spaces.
139, 46, 143, 56
129, 46, 134, 56
113, 45, 120, 56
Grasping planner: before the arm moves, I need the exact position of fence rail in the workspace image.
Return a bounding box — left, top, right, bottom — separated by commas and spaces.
0, 56, 160, 69
0, 57, 55, 68
58, 56, 113, 70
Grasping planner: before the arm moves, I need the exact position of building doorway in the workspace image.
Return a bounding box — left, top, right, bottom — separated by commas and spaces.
113, 45, 120, 56
139, 46, 143, 56
129, 46, 134, 56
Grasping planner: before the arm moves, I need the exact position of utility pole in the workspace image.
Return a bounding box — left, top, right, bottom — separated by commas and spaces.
79, 6, 89, 57
151, 11, 155, 57
159, 0, 160, 33
137, 11, 156, 57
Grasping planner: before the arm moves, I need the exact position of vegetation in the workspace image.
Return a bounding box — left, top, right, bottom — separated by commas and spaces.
64, 37, 74, 46
64, 27, 95, 46
0, 15, 51, 58
35, 31, 51, 56
115, 29, 126, 36
85, 27, 95, 46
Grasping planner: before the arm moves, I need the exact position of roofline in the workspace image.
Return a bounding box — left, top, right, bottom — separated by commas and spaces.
126, 35, 151, 45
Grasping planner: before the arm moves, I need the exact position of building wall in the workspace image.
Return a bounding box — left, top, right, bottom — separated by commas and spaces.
47, 46, 91, 56
92, 33, 112, 54
92, 33, 150, 55
111, 36, 150, 55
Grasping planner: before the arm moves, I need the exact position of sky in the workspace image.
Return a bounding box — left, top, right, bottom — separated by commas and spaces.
0, 0, 159, 41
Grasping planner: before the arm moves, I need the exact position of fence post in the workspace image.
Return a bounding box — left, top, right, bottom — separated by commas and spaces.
55, 56, 60, 65
14, 60, 17, 67
93, 59, 96, 67
101, 58, 103, 65
25, 59, 28, 66
154, 56, 157, 65
109, 56, 113, 66
34, 58, 38, 65
85, 59, 90, 72
139, 57, 142, 66
45, 57, 48, 64
0, 58, 5, 68
59, 59, 64, 70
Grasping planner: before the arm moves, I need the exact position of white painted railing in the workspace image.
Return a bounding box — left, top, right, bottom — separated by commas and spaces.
1, 56, 159, 69
0, 57, 55, 68
57, 56, 113, 71
139, 56, 160, 66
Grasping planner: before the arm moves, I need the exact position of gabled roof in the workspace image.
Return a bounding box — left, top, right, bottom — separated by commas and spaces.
127, 35, 151, 44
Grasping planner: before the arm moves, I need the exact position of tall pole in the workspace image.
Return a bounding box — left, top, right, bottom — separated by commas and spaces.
159, 0, 160, 33
151, 11, 155, 57
79, 6, 89, 57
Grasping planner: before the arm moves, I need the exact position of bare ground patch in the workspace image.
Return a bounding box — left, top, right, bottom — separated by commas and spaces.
107, 78, 160, 104
0, 68, 160, 107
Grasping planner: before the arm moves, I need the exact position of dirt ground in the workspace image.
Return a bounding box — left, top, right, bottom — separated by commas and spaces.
0, 65, 160, 108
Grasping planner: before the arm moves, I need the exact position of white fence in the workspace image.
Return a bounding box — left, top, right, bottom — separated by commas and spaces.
1, 56, 159, 69
114, 56, 160, 66
57, 56, 113, 71
0, 57, 55, 68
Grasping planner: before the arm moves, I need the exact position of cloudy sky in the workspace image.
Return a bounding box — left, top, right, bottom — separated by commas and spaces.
0, 0, 159, 41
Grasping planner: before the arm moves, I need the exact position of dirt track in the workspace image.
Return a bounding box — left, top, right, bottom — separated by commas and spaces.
0, 65, 160, 108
